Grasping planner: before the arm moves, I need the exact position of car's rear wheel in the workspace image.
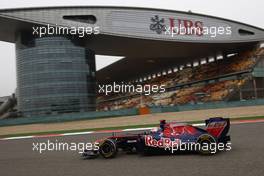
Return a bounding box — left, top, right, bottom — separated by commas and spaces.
99, 139, 117, 159
197, 134, 217, 155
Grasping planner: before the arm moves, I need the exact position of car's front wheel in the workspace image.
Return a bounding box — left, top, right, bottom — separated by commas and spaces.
99, 139, 118, 159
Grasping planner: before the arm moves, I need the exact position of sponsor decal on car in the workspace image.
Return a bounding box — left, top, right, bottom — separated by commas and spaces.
144, 135, 181, 148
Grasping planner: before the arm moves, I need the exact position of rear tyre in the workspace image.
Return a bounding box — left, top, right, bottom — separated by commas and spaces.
197, 134, 217, 155
99, 139, 118, 159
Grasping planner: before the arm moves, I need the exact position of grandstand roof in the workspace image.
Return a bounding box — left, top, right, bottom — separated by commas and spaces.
96, 41, 258, 83
0, 6, 263, 83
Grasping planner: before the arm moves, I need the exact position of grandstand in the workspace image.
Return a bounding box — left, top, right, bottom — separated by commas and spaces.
97, 47, 264, 111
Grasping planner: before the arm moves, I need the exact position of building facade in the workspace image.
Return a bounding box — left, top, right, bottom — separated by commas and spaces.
16, 33, 96, 116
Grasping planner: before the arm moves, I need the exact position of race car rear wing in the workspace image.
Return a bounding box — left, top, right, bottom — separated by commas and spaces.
205, 117, 230, 141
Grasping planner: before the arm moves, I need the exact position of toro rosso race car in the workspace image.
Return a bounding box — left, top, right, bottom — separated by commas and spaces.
82, 117, 231, 159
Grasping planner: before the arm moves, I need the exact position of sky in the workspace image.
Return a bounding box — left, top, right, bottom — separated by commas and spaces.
0, 0, 263, 97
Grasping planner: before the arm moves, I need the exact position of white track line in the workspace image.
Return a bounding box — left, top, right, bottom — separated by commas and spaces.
192, 123, 205, 126
1, 136, 34, 140
62, 131, 94, 136
123, 127, 154, 131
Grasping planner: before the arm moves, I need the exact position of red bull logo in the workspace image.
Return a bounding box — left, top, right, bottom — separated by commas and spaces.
144, 135, 181, 148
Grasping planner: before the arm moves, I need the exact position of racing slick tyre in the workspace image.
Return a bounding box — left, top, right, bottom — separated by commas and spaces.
197, 134, 217, 155
99, 139, 118, 159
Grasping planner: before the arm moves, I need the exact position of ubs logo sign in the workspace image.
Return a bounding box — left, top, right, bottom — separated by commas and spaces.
150, 15, 204, 36
150, 15, 166, 34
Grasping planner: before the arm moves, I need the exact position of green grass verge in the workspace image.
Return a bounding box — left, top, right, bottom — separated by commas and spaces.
0, 115, 263, 139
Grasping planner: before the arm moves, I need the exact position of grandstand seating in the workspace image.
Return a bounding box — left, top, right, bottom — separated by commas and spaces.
97, 48, 264, 111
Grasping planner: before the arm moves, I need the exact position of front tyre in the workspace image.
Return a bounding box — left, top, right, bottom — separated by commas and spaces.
99, 139, 118, 159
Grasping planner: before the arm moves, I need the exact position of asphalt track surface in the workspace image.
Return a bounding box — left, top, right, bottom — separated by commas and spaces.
0, 122, 264, 176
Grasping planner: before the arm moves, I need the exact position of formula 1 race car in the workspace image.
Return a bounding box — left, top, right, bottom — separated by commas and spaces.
82, 117, 231, 159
